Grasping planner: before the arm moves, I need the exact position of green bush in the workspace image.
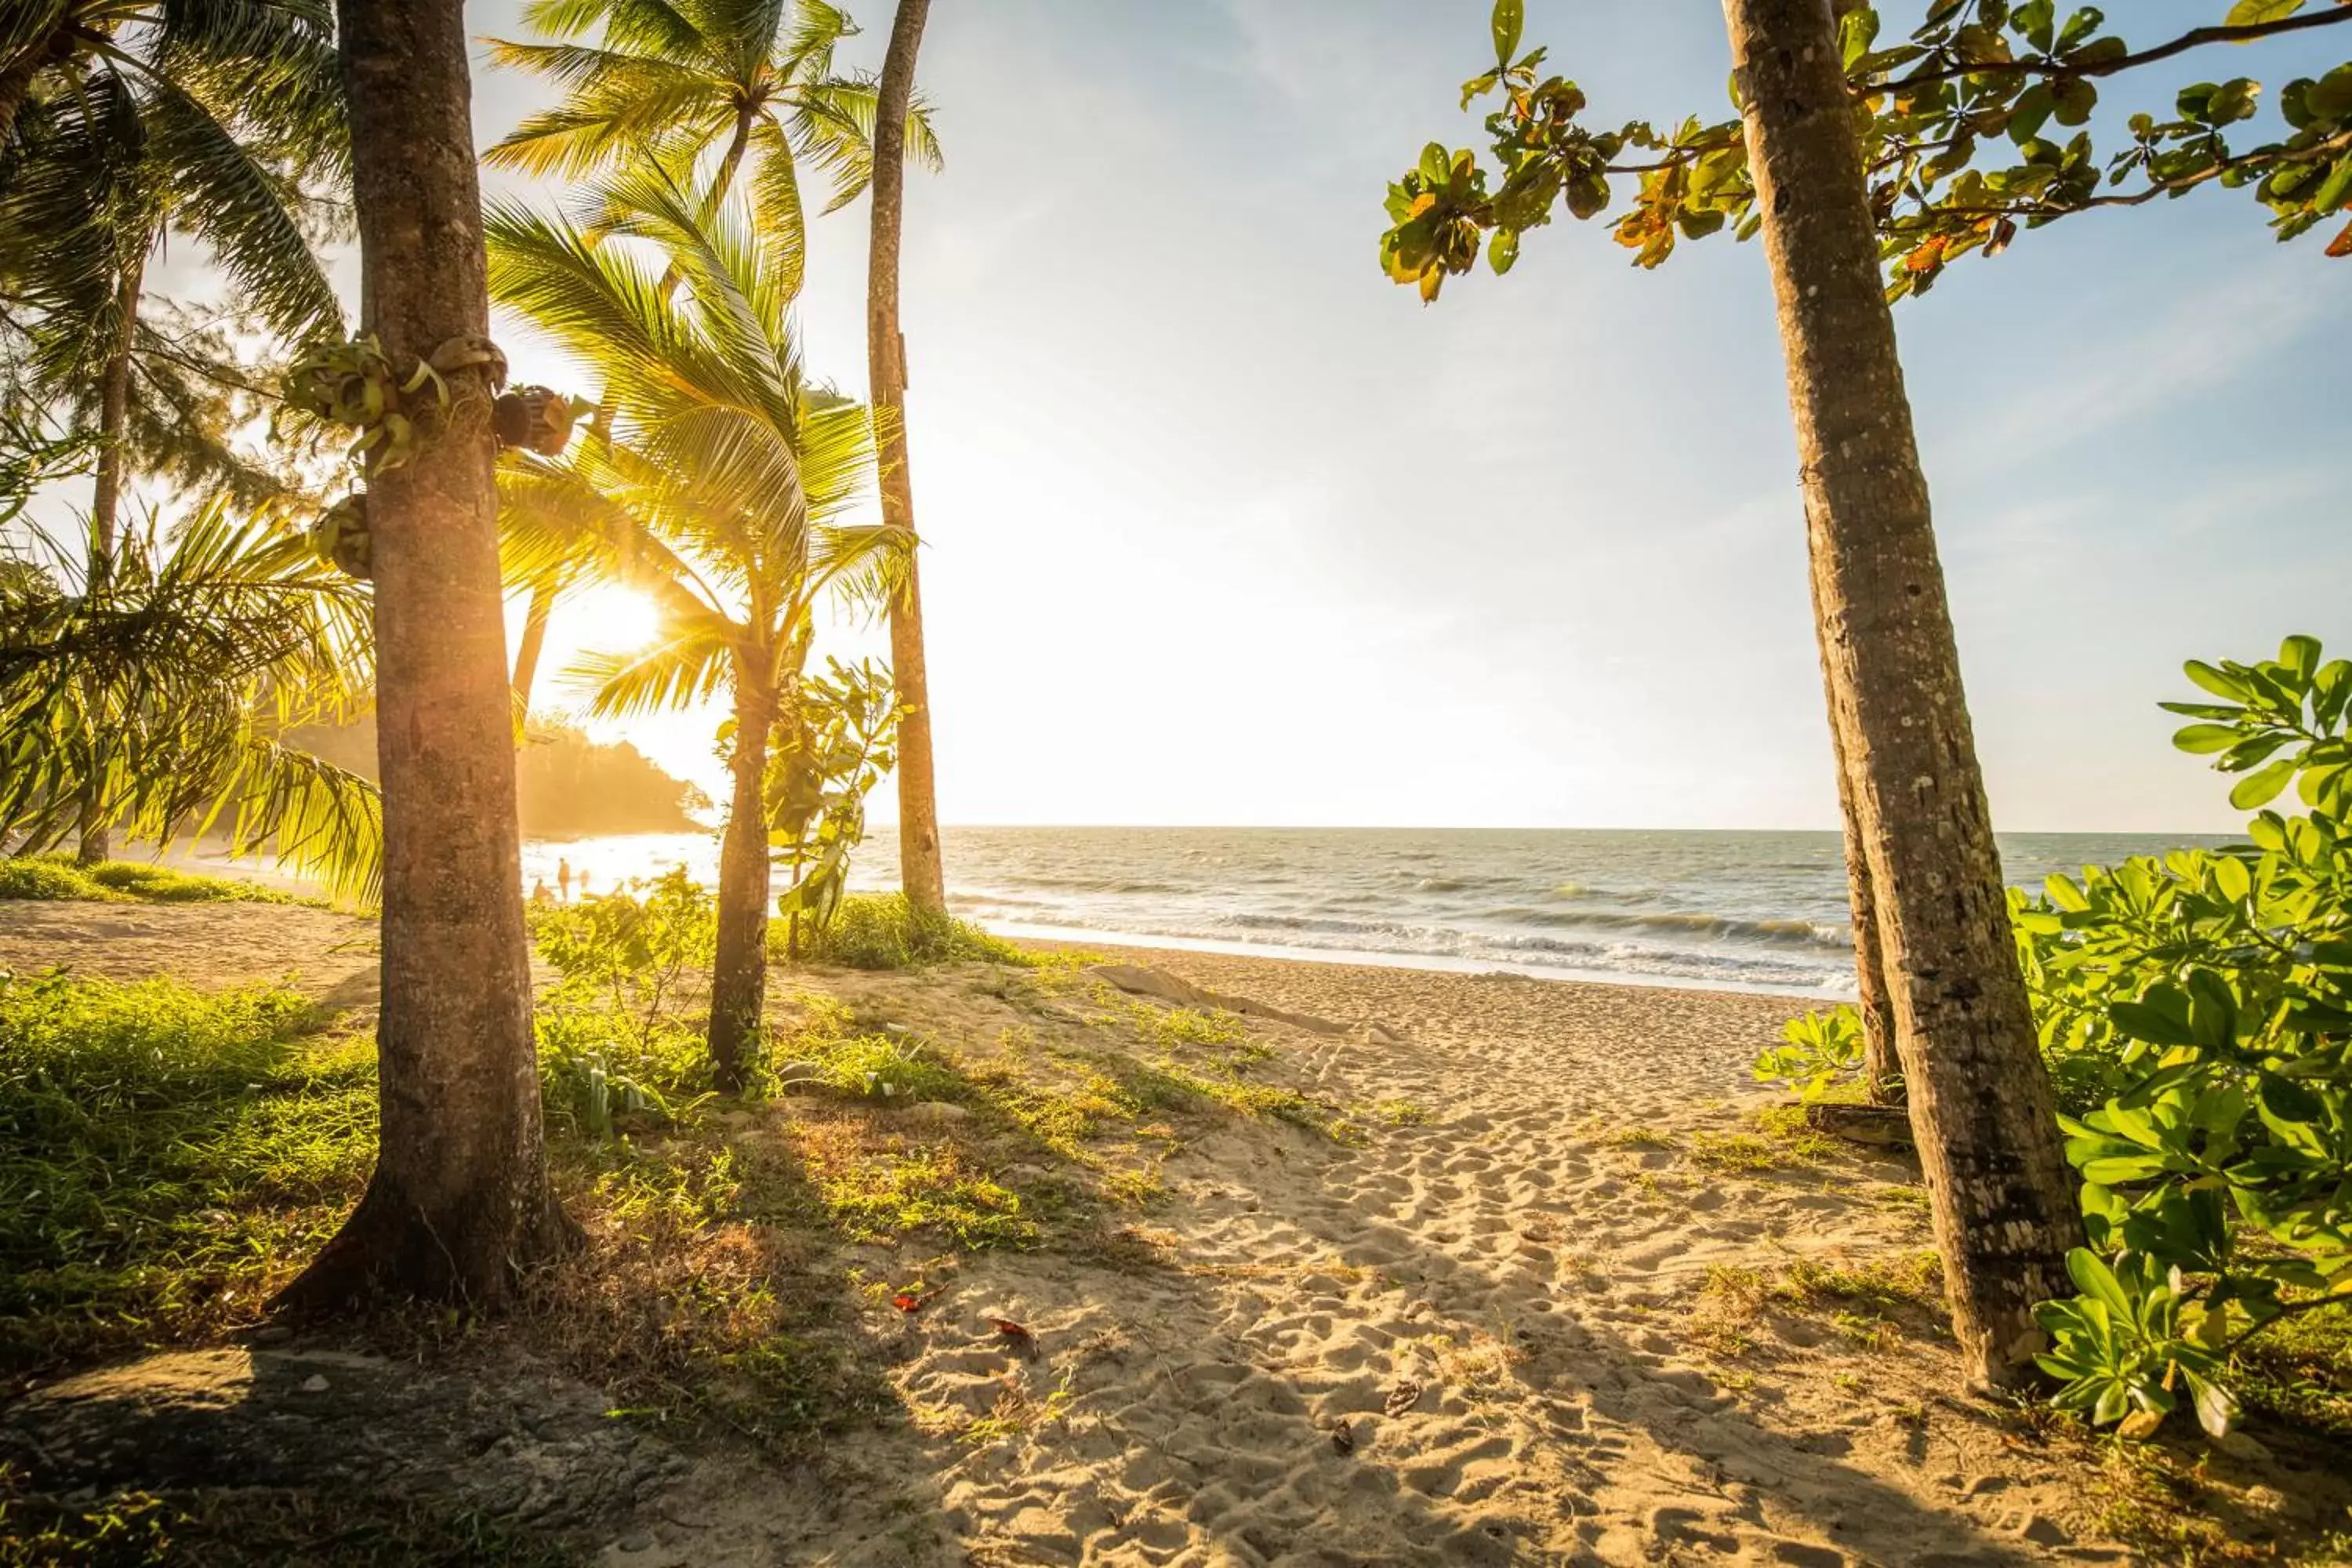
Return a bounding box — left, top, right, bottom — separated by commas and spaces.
786, 892, 1029, 971
2018, 637, 2352, 1440
1752, 1007, 1867, 1102
536, 1006, 710, 1142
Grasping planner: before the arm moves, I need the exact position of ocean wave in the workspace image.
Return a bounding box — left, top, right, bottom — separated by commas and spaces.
1480, 905, 1850, 949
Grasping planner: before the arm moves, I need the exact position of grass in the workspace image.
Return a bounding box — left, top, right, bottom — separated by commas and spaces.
0, 1468, 584, 1567
0, 972, 374, 1378
0, 856, 306, 906
778, 893, 1032, 971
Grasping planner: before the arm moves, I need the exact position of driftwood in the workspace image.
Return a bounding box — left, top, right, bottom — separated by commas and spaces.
1802, 1101, 1914, 1149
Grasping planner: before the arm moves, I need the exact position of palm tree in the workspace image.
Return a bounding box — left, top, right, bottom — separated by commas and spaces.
0, 0, 345, 860
273, 0, 571, 1314
488, 165, 908, 1091
1722, 0, 2080, 1388
481, 0, 941, 719
866, 0, 944, 915
0, 499, 381, 899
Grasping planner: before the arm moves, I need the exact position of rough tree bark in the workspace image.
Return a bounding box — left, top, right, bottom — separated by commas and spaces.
74, 242, 147, 867
1808, 542, 1900, 1101
869, 0, 946, 916
1722, 0, 2080, 1388
274, 0, 572, 1313
707, 667, 776, 1093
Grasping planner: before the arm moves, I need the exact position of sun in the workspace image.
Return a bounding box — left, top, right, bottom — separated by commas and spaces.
566, 583, 664, 654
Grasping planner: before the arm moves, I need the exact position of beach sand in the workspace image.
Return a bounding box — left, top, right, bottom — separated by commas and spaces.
5, 901, 2336, 1564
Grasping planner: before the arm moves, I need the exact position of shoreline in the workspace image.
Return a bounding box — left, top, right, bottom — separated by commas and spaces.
991, 919, 1857, 1003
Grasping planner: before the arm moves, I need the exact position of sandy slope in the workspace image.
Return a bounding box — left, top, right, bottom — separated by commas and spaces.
5, 903, 2338, 1564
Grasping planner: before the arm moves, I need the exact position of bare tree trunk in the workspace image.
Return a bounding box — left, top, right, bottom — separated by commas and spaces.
275, 0, 572, 1315
75, 244, 147, 867
1808, 542, 1899, 1101
869, 0, 946, 916
707, 674, 775, 1093
1723, 0, 2079, 1389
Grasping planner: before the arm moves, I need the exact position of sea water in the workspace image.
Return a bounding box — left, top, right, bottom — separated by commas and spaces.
519, 826, 2232, 1000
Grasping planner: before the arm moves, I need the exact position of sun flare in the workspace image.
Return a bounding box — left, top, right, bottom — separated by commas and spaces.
568, 584, 664, 655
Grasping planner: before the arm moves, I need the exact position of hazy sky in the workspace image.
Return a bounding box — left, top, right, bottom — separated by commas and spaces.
127, 3, 2352, 831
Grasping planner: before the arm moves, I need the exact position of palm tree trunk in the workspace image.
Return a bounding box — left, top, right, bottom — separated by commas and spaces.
75, 242, 147, 868
708, 674, 775, 1093
1809, 540, 1899, 1101
1722, 0, 2079, 1389
869, 0, 946, 916
275, 0, 572, 1315
510, 578, 556, 712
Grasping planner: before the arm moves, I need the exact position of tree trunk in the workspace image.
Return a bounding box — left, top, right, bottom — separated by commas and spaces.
869, 0, 946, 916
707, 673, 775, 1093
1809, 541, 1900, 1102
1722, 0, 2080, 1389
75, 243, 147, 868
510, 578, 556, 713
274, 0, 572, 1316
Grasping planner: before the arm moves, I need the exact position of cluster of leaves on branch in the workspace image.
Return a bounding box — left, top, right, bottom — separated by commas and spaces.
1382, 0, 2352, 302
2006, 637, 2352, 1439
769, 655, 904, 938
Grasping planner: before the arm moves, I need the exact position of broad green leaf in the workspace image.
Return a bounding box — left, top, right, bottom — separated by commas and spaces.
2226, 0, 2304, 24
2172, 723, 2241, 755
1491, 0, 1524, 67
1490, 227, 1521, 274
2185, 660, 2251, 700
2230, 757, 2299, 811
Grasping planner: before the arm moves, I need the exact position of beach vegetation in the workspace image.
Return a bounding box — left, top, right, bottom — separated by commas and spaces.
2022, 635, 2352, 1441
0, 856, 308, 906
770, 656, 903, 957
786, 891, 1030, 971
1753, 1007, 1872, 1102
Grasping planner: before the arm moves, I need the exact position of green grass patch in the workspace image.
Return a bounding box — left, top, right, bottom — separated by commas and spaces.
0, 856, 304, 906
779, 893, 1030, 971
0, 973, 374, 1377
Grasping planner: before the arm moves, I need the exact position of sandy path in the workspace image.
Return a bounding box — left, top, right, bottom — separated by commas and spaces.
775, 949, 2122, 1568
0, 902, 383, 1015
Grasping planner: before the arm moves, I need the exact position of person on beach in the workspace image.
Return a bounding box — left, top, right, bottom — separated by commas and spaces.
557, 858, 572, 902
531, 880, 553, 906
578, 869, 591, 900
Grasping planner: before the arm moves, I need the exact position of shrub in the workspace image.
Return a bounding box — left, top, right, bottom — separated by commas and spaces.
536, 1006, 710, 1142
528, 867, 714, 1043
787, 892, 1028, 971
1752, 1007, 1866, 1101
2020, 637, 2352, 1440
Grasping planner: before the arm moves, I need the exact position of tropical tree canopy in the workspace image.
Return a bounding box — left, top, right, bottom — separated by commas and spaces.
483, 0, 943, 252
488, 163, 909, 722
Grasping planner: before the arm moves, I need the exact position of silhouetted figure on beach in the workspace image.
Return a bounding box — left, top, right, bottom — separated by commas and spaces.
557, 858, 572, 902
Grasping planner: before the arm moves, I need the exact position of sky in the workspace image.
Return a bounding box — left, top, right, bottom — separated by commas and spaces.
91, 2, 2352, 833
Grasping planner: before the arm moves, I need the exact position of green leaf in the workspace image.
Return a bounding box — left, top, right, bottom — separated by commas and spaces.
2185, 660, 2251, 701
2307, 66, 2352, 123
2172, 724, 2242, 755
2226, 0, 2305, 24
2259, 1071, 2327, 1125
1490, 227, 1521, 274
1491, 0, 1524, 67
2230, 757, 2299, 811
2281, 634, 2324, 679
2067, 1248, 2137, 1323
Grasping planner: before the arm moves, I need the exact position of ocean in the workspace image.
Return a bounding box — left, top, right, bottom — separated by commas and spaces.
519, 826, 2234, 1000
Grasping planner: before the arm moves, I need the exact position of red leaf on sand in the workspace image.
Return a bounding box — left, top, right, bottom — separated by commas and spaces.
892, 1293, 923, 1312
989, 1317, 1036, 1356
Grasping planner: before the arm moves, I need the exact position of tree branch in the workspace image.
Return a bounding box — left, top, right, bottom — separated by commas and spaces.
1922, 125, 2352, 221
1883, 7, 2352, 94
